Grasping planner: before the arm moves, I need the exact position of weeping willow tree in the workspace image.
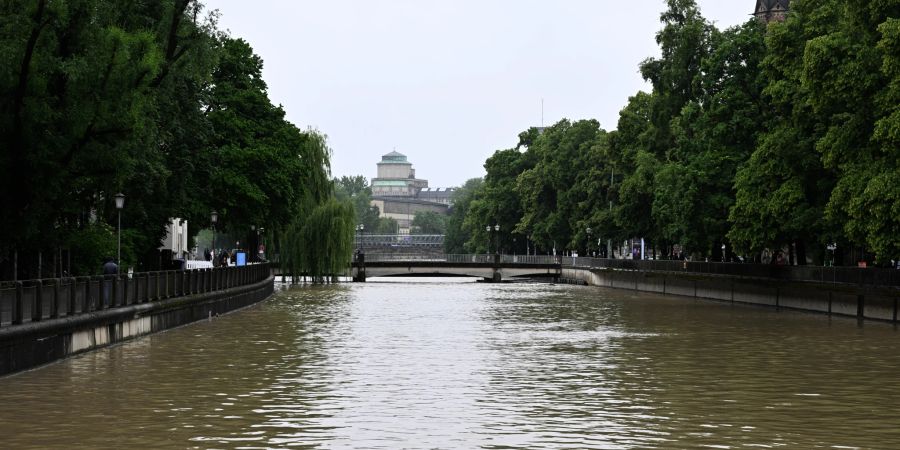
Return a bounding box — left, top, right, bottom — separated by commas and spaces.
274, 130, 357, 283
281, 199, 355, 283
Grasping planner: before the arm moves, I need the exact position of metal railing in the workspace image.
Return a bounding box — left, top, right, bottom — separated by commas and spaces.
356, 234, 445, 248
357, 254, 547, 264
563, 257, 900, 288
353, 253, 900, 288
0, 264, 271, 328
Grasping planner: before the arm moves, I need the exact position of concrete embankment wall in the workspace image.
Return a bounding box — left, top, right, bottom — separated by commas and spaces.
0, 275, 274, 377
561, 268, 900, 323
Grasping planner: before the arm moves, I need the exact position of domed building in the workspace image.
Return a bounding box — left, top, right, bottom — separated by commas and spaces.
370, 151, 455, 234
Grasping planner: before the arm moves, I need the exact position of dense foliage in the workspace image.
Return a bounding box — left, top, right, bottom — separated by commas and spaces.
453, 0, 900, 265
280, 198, 354, 283
0, 0, 345, 278
411, 211, 446, 235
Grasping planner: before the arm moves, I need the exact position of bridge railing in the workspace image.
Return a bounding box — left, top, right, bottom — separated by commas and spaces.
355, 253, 900, 288
361, 254, 498, 264
0, 264, 271, 328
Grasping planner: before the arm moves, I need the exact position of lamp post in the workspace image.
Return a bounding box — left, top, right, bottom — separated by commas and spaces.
114, 193, 125, 267
827, 243, 837, 267
258, 227, 265, 261
211, 211, 218, 256
586, 227, 592, 257
356, 224, 365, 251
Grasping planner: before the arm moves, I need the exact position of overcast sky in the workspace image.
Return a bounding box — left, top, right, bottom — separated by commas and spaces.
205, 0, 755, 187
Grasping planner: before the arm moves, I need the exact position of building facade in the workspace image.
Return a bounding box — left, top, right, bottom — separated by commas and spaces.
371, 151, 429, 197
754, 0, 790, 23
369, 151, 456, 234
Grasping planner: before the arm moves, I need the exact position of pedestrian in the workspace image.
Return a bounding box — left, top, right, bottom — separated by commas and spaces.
101, 257, 118, 307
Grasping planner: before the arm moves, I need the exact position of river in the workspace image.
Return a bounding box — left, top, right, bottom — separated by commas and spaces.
1, 278, 898, 449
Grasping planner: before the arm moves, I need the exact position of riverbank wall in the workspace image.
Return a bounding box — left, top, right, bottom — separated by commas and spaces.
0, 268, 274, 377
561, 267, 899, 323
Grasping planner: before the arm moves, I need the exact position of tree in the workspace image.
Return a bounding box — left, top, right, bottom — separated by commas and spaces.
334, 175, 380, 232
728, 0, 841, 264
411, 211, 446, 235
281, 198, 354, 283
653, 20, 769, 259
444, 178, 483, 254
515, 120, 605, 253
465, 147, 533, 254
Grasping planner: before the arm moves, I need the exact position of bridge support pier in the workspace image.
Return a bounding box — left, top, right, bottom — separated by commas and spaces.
491, 253, 502, 283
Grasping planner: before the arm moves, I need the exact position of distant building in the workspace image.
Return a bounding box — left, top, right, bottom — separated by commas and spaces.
371, 151, 429, 197
417, 187, 456, 206
370, 151, 456, 234
159, 218, 189, 259
754, 0, 789, 23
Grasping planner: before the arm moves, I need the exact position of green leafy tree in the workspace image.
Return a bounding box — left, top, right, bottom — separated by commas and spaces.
411, 211, 446, 235
653, 20, 769, 259
515, 120, 604, 253
465, 147, 533, 254
334, 175, 380, 232
281, 198, 354, 283
728, 0, 841, 263
444, 178, 483, 254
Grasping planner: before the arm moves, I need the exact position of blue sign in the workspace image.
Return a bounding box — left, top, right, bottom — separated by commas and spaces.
236, 252, 247, 266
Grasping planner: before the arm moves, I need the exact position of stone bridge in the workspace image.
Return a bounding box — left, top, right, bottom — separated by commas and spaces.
350, 254, 562, 282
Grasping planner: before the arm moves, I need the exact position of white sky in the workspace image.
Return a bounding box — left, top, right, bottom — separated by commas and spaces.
205, 0, 755, 187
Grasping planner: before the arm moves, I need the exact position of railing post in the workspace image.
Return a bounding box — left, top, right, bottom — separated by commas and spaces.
97, 276, 108, 310
111, 275, 119, 308
13, 281, 24, 325
51, 279, 60, 318
133, 274, 141, 304
68, 278, 77, 316
83, 277, 92, 312
33, 280, 43, 322
144, 273, 150, 303
122, 274, 130, 306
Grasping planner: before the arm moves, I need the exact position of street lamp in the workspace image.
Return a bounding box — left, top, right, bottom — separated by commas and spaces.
356, 224, 365, 250
210, 211, 218, 255
493, 224, 501, 254
586, 227, 592, 257
114, 193, 125, 267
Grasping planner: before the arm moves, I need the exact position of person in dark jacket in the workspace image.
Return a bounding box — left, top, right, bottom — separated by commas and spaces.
101, 258, 118, 307
102, 258, 118, 275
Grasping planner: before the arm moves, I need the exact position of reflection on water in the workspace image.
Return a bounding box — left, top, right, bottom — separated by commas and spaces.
1, 278, 899, 449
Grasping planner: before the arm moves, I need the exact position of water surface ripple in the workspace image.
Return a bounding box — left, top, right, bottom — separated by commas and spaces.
1, 279, 899, 449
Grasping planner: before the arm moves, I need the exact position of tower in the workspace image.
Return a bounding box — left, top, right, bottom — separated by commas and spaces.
754, 0, 790, 24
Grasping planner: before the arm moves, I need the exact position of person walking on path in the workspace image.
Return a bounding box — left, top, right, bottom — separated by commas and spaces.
101, 257, 118, 307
